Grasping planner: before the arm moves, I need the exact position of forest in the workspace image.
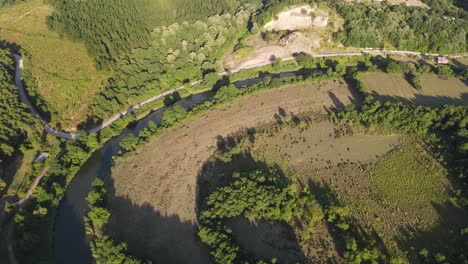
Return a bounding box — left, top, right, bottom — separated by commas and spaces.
334, 2, 468, 53
45, 0, 154, 69
198, 169, 387, 263
45, 0, 256, 69
87, 4, 254, 123
0, 47, 41, 181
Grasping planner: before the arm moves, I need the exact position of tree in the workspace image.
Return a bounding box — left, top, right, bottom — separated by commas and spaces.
119, 134, 139, 151
437, 65, 453, 76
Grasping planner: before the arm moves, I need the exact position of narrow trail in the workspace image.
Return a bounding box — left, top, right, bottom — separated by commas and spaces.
14, 50, 467, 140
13, 166, 49, 208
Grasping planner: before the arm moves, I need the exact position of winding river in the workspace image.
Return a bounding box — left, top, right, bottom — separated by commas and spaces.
53, 92, 213, 264
53, 70, 302, 263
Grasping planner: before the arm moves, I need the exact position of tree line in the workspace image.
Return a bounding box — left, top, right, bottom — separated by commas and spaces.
45, 0, 255, 69
0, 47, 41, 189
86, 179, 144, 264
87, 5, 255, 124
334, 2, 467, 54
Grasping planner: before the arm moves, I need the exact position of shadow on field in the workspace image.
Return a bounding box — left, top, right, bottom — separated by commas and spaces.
195, 131, 306, 263
395, 201, 468, 262
105, 176, 212, 264
369, 92, 468, 107
306, 180, 389, 260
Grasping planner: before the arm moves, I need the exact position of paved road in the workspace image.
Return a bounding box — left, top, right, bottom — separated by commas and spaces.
14, 50, 467, 139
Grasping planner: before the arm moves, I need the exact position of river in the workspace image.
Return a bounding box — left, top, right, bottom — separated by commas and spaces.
52, 70, 303, 263
53, 91, 213, 264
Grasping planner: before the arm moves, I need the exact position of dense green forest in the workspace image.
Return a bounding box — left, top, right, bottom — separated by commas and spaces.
87, 4, 254, 122
0, 47, 41, 177
45, 0, 256, 69
45, 0, 154, 69
334, 3, 468, 53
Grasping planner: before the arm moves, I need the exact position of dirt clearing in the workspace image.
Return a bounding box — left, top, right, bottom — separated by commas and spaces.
264, 4, 324, 31
108, 80, 360, 263
361, 73, 467, 106
223, 4, 342, 71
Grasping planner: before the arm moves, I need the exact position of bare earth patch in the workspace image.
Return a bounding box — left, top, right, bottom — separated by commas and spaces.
223, 4, 341, 71
362, 72, 468, 106
109, 80, 360, 263
264, 4, 319, 31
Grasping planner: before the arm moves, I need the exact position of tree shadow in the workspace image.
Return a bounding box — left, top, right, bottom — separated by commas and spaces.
163, 91, 181, 106
328, 91, 345, 110
195, 132, 307, 263
369, 91, 468, 107
0, 40, 22, 55
0, 154, 24, 200
395, 201, 468, 263
305, 179, 389, 260
104, 175, 212, 264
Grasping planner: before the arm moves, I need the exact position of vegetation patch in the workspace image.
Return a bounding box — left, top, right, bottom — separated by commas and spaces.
370, 142, 449, 205
0, 0, 109, 130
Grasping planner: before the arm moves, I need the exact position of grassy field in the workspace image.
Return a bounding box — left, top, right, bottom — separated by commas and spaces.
361, 72, 467, 106
0, 0, 109, 131
248, 120, 467, 261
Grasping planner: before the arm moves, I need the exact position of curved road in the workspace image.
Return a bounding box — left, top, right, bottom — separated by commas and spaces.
14, 50, 467, 139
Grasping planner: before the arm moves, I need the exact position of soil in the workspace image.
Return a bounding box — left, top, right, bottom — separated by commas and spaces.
362, 73, 468, 106
254, 121, 401, 169
264, 4, 324, 31
223, 4, 338, 71
108, 80, 361, 263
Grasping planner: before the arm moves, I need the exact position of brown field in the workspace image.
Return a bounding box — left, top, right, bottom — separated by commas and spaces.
361, 73, 468, 106
108, 80, 361, 263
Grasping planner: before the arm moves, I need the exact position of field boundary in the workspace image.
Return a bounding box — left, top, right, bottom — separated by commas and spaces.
14, 50, 468, 139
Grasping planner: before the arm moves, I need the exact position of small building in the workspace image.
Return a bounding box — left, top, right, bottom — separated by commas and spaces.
34, 153, 49, 163
436, 56, 449, 64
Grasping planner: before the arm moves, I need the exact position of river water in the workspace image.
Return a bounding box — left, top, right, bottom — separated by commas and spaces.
53, 92, 213, 264
52, 71, 303, 263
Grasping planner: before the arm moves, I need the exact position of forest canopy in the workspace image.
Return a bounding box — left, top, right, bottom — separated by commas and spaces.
334, 3, 468, 53
45, 0, 256, 69
0, 47, 41, 166
88, 4, 255, 121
